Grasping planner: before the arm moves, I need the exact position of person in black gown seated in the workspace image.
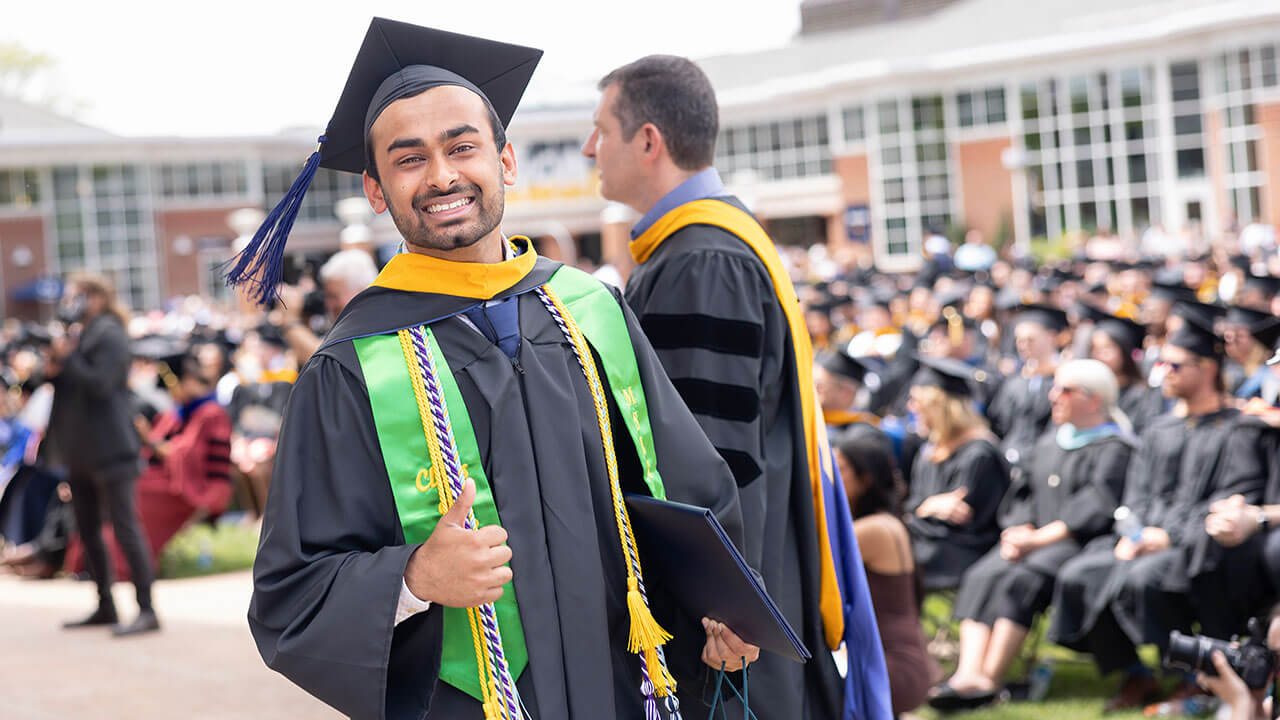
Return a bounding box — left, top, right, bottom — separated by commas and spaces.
929, 359, 1135, 711
1079, 303, 1167, 435
904, 356, 1011, 592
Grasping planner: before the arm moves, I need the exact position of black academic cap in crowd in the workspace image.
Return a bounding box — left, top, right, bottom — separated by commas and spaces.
817, 350, 873, 385
1168, 311, 1226, 360
1243, 273, 1280, 299
1150, 280, 1198, 304
1229, 255, 1254, 272
1251, 316, 1280, 350
1173, 299, 1227, 329
130, 334, 188, 361
1226, 305, 1273, 328
1077, 302, 1146, 354
993, 287, 1025, 312
1084, 280, 1109, 296
1014, 303, 1070, 333
256, 323, 289, 350
225, 18, 543, 306
911, 355, 981, 398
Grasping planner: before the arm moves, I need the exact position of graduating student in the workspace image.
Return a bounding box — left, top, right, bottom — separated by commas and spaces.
242, 20, 757, 720
585, 55, 891, 720
903, 356, 1011, 591
986, 304, 1067, 470
1048, 309, 1261, 713
931, 360, 1134, 711
814, 349, 880, 434
1078, 303, 1167, 434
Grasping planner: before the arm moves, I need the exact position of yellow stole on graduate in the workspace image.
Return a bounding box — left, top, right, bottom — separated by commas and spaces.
630, 198, 845, 651
823, 409, 880, 428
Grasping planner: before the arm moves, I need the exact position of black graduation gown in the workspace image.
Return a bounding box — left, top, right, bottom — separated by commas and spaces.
1185, 417, 1273, 638
1117, 381, 1166, 436
624, 201, 844, 720
985, 374, 1053, 468
953, 432, 1133, 627
248, 257, 744, 720
1049, 409, 1244, 662
904, 438, 1010, 591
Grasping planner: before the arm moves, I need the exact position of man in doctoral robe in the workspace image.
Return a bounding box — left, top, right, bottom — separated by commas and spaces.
585, 54, 891, 720
242, 20, 757, 720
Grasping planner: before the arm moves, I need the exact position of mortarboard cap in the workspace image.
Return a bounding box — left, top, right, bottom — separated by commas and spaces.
817, 350, 873, 385
911, 355, 981, 398
130, 334, 188, 361
1168, 311, 1225, 360
1150, 280, 1198, 304
1226, 305, 1273, 328
1250, 316, 1280, 350
225, 18, 543, 305
1173, 299, 1227, 329
1243, 273, 1280, 299
1014, 303, 1070, 333
1077, 302, 1146, 354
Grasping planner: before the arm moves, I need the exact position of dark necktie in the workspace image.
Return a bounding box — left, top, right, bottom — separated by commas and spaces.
462, 296, 521, 361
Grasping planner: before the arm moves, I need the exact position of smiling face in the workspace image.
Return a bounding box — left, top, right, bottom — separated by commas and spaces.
363, 86, 516, 256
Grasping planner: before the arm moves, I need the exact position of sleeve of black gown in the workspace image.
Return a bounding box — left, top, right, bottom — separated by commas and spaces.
247, 355, 441, 720
1062, 441, 1132, 542
614, 289, 747, 687
1168, 423, 1267, 547
1120, 428, 1156, 513
957, 447, 1010, 531
985, 382, 1012, 439
625, 244, 780, 489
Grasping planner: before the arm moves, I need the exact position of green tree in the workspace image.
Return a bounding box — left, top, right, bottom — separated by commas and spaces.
0, 41, 55, 99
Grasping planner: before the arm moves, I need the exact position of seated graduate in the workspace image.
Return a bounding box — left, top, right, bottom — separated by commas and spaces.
834, 426, 939, 717
1222, 305, 1280, 403
243, 20, 753, 720
1078, 303, 1167, 435
930, 359, 1135, 711
903, 356, 1011, 592
986, 304, 1068, 471
134, 351, 233, 564
814, 349, 880, 433
1048, 309, 1264, 713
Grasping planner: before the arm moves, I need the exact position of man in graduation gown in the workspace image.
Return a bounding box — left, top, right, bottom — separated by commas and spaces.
241, 20, 758, 720
1048, 310, 1263, 712
585, 55, 891, 720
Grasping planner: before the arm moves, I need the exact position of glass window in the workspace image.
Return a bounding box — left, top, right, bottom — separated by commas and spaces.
843, 107, 865, 141
1021, 84, 1039, 120
878, 101, 899, 134
986, 88, 1006, 122
957, 92, 974, 127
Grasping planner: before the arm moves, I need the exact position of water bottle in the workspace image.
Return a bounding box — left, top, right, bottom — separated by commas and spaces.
1143, 695, 1221, 717
1114, 506, 1144, 543
1028, 659, 1055, 701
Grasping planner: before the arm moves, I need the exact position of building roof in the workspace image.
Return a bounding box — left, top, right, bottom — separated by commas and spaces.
698, 0, 1280, 105
0, 93, 114, 142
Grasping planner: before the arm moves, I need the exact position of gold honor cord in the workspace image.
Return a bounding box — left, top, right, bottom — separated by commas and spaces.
538, 286, 678, 697
398, 329, 517, 720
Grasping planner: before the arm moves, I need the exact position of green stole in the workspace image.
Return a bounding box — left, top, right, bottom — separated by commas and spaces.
353, 266, 667, 701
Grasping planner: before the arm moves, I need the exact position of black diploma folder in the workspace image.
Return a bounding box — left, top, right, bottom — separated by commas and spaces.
624, 494, 811, 663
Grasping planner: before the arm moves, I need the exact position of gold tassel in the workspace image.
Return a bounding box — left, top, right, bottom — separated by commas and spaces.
482, 699, 501, 720
626, 576, 672, 653
645, 645, 674, 696
944, 307, 963, 347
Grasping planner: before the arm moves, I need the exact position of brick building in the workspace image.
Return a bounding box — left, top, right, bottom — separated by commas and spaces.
2, 0, 1279, 314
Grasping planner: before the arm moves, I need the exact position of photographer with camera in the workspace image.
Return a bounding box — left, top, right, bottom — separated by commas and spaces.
275, 249, 378, 362
1178, 609, 1280, 720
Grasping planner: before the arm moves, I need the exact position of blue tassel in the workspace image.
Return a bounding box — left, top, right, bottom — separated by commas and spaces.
223, 135, 326, 307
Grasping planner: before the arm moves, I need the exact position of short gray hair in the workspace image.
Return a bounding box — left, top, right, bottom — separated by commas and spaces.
319, 249, 378, 292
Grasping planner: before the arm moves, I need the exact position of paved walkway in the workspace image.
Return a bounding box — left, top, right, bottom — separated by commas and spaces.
0, 571, 341, 720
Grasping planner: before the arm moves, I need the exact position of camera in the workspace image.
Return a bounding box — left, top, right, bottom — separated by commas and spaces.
1166, 618, 1277, 690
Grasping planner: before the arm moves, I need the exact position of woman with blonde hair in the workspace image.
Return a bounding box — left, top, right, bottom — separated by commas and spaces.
904, 356, 1011, 593
929, 359, 1135, 711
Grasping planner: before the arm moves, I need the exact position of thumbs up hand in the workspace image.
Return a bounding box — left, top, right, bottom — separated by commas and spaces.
404, 478, 514, 608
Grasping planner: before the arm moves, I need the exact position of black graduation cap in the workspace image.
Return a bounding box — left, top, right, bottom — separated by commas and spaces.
1173, 299, 1227, 329
817, 350, 873, 385
1076, 302, 1146, 354
911, 355, 980, 398
256, 323, 289, 350
224, 17, 543, 305
1014, 303, 1069, 333
1251, 316, 1280, 350
131, 334, 188, 361
1168, 311, 1226, 359
1149, 280, 1198, 304
1243, 273, 1280, 299
1226, 305, 1273, 328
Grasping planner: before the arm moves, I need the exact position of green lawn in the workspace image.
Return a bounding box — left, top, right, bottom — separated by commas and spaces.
911, 594, 1170, 720
158, 519, 259, 579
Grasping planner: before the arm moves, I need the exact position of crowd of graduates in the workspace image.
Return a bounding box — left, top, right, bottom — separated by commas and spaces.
795, 227, 1280, 716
